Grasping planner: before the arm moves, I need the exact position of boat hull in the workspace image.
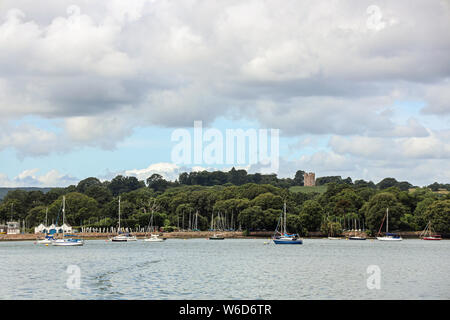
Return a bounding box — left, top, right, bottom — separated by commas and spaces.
209, 237, 225, 240
423, 237, 442, 241
273, 239, 303, 244
377, 237, 402, 241
111, 238, 137, 242
349, 237, 366, 240
37, 239, 53, 244
52, 240, 84, 246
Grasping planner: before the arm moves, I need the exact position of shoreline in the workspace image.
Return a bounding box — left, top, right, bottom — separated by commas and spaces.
0, 230, 442, 241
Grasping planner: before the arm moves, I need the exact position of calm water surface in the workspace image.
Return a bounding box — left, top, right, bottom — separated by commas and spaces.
1, 238, 449, 299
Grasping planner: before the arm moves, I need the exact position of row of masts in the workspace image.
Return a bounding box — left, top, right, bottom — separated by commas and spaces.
209, 211, 238, 231
326, 216, 366, 231
177, 210, 200, 231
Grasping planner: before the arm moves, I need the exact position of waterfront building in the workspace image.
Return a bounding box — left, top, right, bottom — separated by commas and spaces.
7, 221, 20, 234
34, 223, 73, 234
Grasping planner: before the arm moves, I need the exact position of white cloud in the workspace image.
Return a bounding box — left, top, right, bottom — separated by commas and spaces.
329, 129, 450, 160
0, 169, 78, 187
0, 123, 67, 158
0, 0, 449, 183
124, 162, 181, 181
65, 115, 133, 149
422, 81, 450, 115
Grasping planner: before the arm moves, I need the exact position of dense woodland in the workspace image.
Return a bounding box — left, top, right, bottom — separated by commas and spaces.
1, 169, 449, 236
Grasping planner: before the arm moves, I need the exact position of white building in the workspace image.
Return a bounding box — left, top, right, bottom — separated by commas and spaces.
61, 223, 73, 233
7, 221, 20, 234
34, 223, 46, 234
34, 223, 73, 234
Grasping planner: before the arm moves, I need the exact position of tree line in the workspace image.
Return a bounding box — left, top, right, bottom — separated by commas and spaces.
0, 168, 449, 236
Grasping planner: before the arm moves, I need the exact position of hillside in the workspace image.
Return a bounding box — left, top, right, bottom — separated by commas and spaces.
0, 187, 53, 200
289, 185, 328, 194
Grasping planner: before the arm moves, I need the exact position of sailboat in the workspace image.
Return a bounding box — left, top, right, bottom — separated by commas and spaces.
377, 208, 402, 241
272, 202, 303, 244
144, 208, 165, 242
420, 221, 442, 240
209, 213, 224, 240
110, 196, 137, 242
349, 218, 366, 240
37, 234, 54, 244
52, 196, 84, 246
36, 208, 55, 244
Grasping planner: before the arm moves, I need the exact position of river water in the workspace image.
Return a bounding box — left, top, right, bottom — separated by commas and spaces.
1, 238, 449, 299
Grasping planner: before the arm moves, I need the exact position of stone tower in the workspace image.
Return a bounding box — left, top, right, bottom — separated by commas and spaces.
303, 172, 316, 186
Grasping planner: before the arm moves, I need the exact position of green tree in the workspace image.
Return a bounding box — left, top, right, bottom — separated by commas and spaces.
251, 192, 283, 211
146, 174, 170, 192
376, 178, 398, 190
293, 170, 305, 186
85, 185, 113, 205
299, 200, 323, 232
77, 177, 101, 193
363, 192, 408, 233
108, 175, 145, 196
424, 200, 450, 233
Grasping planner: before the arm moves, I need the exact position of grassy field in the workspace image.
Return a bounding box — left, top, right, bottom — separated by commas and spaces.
289, 185, 328, 194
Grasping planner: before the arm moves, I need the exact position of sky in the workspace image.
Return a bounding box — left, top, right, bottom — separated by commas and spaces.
0, 0, 449, 187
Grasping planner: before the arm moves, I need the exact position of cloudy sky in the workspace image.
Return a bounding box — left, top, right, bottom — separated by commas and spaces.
0, 0, 449, 187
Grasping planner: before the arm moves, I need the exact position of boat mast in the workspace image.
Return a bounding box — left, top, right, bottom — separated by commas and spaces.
62, 196, 66, 238
386, 207, 389, 233
283, 202, 287, 234
118, 196, 121, 233
195, 210, 198, 230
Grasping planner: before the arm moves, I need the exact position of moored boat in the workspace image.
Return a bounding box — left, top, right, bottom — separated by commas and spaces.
209, 233, 225, 240
420, 221, 442, 241
208, 213, 225, 240
349, 218, 366, 240
143, 203, 165, 242
111, 232, 137, 242
272, 202, 303, 245
52, 236, 84, 246
144, 234, 165, 242
110, 196, 137, 242
423, 235, 442, 241
377, 208, 402, 241
51, 196, 84, 246
349, 236, 366, 240
36, 234, 55, 244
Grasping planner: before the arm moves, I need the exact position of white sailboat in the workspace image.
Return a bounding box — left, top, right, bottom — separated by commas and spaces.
144, 234, 165, 242
144, 206, 165, 242
36, 208, 55, 244
110, 196, 137, 242
209, 213, 224, 240
377, 208, 402, 241
52, 196, 84, 246
349, 218, 366, 240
